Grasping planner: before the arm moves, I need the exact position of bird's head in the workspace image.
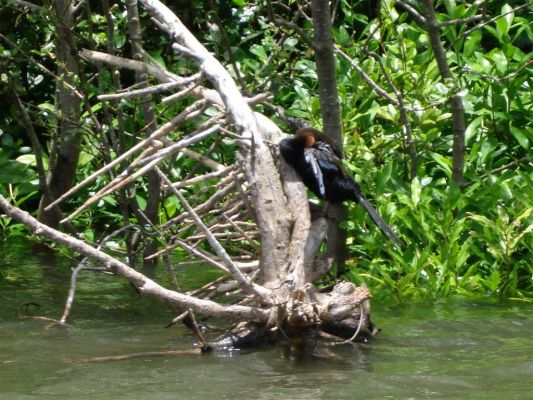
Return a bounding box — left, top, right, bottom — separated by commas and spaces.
295, 127, 322, 148
294, 127, 343, 159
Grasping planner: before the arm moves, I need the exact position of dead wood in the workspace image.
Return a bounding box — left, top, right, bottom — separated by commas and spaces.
0, 0, 379, 351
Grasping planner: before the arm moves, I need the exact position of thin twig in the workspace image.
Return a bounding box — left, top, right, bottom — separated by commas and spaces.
98, 73, 201, 100
161, 80, 202, 104
77, 349, 203, 363
367, 51, 418, 178
335, 46, 400, 106
155, 168, 271, 300
266, 0, 313, 47
439, 15, 482, 27
446, 3, 531, 51
339, 305, 365, 344
394, 0, 426, 26
462, 157, 532, 188
60, 123, 220, 223
45, 100, 207, 211
59, 224, 139, 324
0, 33, 84, 100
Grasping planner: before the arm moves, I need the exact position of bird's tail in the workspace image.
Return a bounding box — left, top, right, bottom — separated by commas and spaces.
354, 193, 406, 249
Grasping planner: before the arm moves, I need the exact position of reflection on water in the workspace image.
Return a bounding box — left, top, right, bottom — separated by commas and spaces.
1, 244, 532, 399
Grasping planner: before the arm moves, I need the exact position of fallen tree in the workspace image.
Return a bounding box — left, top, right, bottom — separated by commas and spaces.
0, 0, 377, 351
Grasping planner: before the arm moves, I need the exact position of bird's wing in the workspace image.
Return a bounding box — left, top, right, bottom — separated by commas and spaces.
304, 148, 325, 197
312, 142, 345, 176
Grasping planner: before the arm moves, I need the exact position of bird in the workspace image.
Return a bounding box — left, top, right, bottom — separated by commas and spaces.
279, 126, 405, 248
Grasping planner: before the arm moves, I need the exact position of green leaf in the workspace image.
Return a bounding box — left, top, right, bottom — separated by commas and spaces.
429, 152, 452, 175
136, 195, 147, 210
456, 237, 472, 267
496, 4, 514, 36
150, 52, 166, 69
376, 105, 397, 122
78, 151, 94, 167
444, 0, 456, 16
376, 163, 393, 195
411, 177, 421, 207
469, 214, 497, 230
250, 45, 268, 63
465, 115, 483, 144
489, 51, 508, 74
498, 181, 513, 202
38, 102, 55, 112
509, 125, 530, 149
463, 29, 481, 58
15, 154, 36, 166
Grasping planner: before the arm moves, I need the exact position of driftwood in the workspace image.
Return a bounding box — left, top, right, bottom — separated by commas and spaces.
0, 0, 376, 351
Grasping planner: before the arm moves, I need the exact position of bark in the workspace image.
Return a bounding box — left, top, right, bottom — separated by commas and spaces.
125, 0, 161, 266
422, 0, 466, 187
140, 1, 294, 286
310, 0, 347, 269
37, 0, 82, 228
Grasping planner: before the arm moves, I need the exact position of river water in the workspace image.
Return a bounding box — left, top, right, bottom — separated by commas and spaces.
1, 243, 532, 399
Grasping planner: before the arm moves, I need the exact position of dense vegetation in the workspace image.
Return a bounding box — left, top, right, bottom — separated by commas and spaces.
1, 0, 531, 301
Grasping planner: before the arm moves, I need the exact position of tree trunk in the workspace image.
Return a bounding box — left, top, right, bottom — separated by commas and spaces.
310, 0, 347, 270
37, 0, 81, 229
125, 0, 161, 267
422, 0, 466, 187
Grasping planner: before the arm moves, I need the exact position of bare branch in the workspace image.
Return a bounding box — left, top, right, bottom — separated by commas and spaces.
439, 15, 482, 27
155, 168, 272, 301
81, 49, 177, 83
0, 195, 270, 322
335, 46, 400, 106
97, 73, 201, 101
462, 157, 532, 188
266, 0, 314, 47
394, 0, 426, 26
61, 123, 220, 223
59, 224, 138, 324
45, 100, 207, 212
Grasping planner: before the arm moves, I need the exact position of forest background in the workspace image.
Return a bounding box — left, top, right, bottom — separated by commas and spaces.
0, 0, 531, 304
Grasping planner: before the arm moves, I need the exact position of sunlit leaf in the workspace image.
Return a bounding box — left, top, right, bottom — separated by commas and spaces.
509, 125, 530, 149
496, 4, 514, 36
38, 102, 55, 112
444, 0, 456, 16
15, 154, 36, 166
411, 177, 421, 207
463, 30, 482, 58
465, 115, 483, 144
250, 45, 267, 63
489, 51, 508, 74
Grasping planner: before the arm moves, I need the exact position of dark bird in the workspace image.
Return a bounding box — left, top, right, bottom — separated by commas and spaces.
279, 127, 404, 248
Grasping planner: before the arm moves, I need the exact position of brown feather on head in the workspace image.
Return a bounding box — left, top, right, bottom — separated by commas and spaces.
295, 127, 320, 148
294, 127, 342, 158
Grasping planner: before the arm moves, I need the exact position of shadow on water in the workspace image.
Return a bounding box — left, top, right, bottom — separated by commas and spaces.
1, 242, 532, 400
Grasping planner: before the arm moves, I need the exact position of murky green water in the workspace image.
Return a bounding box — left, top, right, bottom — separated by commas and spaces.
1, 244, 532, 399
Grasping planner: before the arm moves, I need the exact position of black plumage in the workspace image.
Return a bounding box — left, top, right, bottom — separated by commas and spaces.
279, 127, 404, 248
